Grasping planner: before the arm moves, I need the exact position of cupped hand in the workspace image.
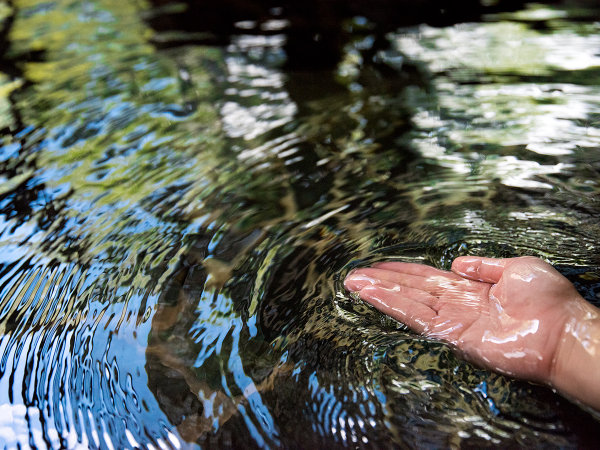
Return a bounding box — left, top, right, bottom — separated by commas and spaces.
344, 256, 585, 383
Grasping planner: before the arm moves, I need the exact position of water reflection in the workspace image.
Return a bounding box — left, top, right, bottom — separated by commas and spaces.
146, 0, 532, 70
0, 0, 599, 448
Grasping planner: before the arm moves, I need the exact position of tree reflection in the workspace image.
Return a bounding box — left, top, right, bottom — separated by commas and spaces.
147, 0, 531, 70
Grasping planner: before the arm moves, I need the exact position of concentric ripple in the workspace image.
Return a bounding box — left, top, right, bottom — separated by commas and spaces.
0, 0, 599, 448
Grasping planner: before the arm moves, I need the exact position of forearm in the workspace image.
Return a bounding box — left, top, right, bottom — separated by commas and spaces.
550, 297, 600, 410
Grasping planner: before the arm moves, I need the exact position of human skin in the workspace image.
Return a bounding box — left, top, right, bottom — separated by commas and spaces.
344, 256, 600, 410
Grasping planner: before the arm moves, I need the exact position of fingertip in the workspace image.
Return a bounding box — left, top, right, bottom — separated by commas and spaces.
451, 256, 506, 283
343, 278, 359, 292
343, 274, 358, 292
451, 256, 480, 275
343, 271, 376, 292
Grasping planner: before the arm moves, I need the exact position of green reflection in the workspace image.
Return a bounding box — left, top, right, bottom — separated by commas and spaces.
0, 0, 599, 448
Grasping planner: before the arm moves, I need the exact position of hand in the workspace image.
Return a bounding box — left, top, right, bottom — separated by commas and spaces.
344, 256, 588, 384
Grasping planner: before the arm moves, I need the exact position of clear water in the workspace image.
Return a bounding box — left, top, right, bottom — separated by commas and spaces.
1, 0, 600, 448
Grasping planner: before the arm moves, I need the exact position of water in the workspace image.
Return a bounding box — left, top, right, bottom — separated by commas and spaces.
0, 0, 599, 447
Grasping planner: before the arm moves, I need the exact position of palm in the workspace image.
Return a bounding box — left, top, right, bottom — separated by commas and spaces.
344, 257, 580, 381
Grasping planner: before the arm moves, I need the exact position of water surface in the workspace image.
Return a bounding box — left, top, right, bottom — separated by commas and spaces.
0, 0, 600, 447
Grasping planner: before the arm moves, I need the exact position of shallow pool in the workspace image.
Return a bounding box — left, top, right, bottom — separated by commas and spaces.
0, 0, 599, 447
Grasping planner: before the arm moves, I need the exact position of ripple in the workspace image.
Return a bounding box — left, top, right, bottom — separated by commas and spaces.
1, 0, 600, 448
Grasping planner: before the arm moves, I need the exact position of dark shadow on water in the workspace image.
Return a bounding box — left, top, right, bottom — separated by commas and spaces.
147, 0, 531, 70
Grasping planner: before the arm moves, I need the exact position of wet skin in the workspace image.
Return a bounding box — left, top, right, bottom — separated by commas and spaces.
345, 256, 600, 410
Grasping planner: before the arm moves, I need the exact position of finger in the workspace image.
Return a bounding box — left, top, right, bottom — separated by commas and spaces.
358, 285, 436, 334
346, 268, 454, 293
344, 276, 438, 309
373, 261, 461, 280
451, 256, 507, 283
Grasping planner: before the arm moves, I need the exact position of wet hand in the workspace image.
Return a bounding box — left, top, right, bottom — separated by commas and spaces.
344, 256, 591, 384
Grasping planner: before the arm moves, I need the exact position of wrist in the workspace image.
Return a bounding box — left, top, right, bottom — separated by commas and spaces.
550, 295, 600, 408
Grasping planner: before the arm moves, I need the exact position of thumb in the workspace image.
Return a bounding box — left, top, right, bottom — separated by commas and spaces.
452, 256, 507, 283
